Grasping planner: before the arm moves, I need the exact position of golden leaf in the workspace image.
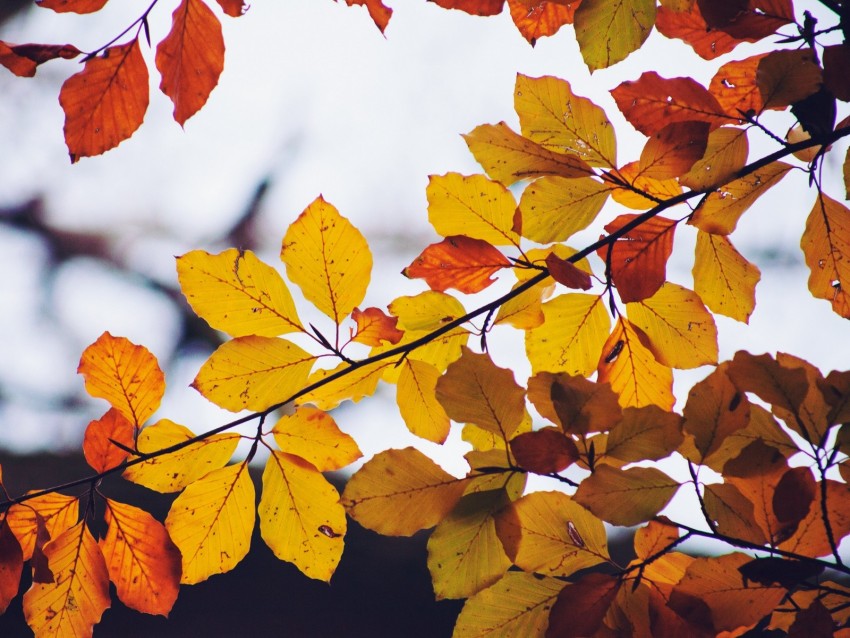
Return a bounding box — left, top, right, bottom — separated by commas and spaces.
693, 231, 761, 323
801, 193, 850, 318
517, 176, 610, 243
573, 465, 679, 526
272, 406, 362, 471
396, 359, 451, 444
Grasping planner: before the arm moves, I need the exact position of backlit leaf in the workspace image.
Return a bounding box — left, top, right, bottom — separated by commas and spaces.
611, 72, 731, 136
0, 518, 22, 615
493, 280, 549, 330
165, 462, 255, 584
626, 282, 718, 369
634, 519, 680, 560
510, 427, 578, 473
704, 483, 768, 545
610, 161, 683, 210
453, 572, 563, 638
770, 352, 831, 443
6, 494, 79, 561
517, 176, 610, 243
156, 0, 224, 126
526, 371, 622, 435
526, 293, 610, 376
427, 489, 511, 599
59, 39, 148, 162
341, 447, 469, 536
177, 248, 303, 337
546, 573, 620, 638
300, 359, 394, 410
702, 403, 796, 472
349, 307, 403, 346
680, 126, 748, 191
192, 336, 315, 412
823, 44, 850, 103
436, 347, 526, 439
604, 405, 683, 463
693, 231, 760, 322
0, 41, 80, 78
545, 253, 592, 290
655, 3, 743, 59
574, 465, 679, 526
638, 121, 710, 179
801, 193, 850, 318
708, 54, 767, 117
757, 49, 823, 110
259, 452, 345, 582
281, 196, 372, 323
573, 0, 655, 71
272, 406, 361, 471
429, 0, 504, 15
82, 408, 135, 473
389, 290, 466, 332
690, 161, 791, 234
515, 74, 617, 168
779, 479, 850, 558
507, 0, 577, 45
100, 499, 181, 616
463, 122, 592, 185
23, 522, 110, 638
726, 351, 808, 420
37, 0, 109, 12
426, 173, 520, 246
340, 0, 392, 32
495, 490, 608, 576
403, 235, 510, 294
78, 332, 165, 427
122, 419, 239, 493
397, 359, 451, 443
215, 0, 248, 16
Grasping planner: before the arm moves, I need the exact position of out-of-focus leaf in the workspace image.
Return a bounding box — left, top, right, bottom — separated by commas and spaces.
215, 0, 249, 16
272, 406, 362, 471
574, 465, 679, 526
36, 0, 108, 12
429, 0, 504, 15
340, 0, 392, 32
0, 518, 22, 614
403, 235, 510, 294
82, 408, 135, 473
573, 0, 655, 71
0, 41, 80, 77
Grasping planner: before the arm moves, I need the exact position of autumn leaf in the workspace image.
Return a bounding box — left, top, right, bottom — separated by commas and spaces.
0, 517, 22, 615
259, 452, 346, 582
300, 359, 394, 410
495, 490, 608, 575
509, 427, 578, 473
341, 447, 469, 536
726, 351, 808, 423
545, 252, 592, 290
429, 0, 505, 15
77, 332, 165, 428
426, 173, 520, 246
122, 419, 239, 493
546, 573, 621, 638
192, 336, 315, 412
156, 0, 225, 126
396, 359, 451, 443
638, 121, 710, 179
573, 0, 655, 71
82, 408, 135, 473
634, 519, 680, 560
349, 307, 403, 346
23, 522, 110, 638
36, 0, 109, 14
757, 49, 823, 110
100, 499, 181, 616
604, 405, 683, 463
526, 371, 622, 435
704, 482, 768, 545
215, 0, 249, 16
165, 462, 255, 584
271, 406, 362, 471
515, 74, 617, 168
6, 494, 79, 562
0, 41, 80, 78
517, 176, 610, 243
340, 0, 393, 32
463, 122, 592, 185
801, 193, 850, 318
506, 0, 576, 45
574, 465, 679, 526
493, 280, 548, 329
779, 479, 850, 559
59, 39, 149, 162
693, 231, 760, 322
680, 126, 749, 191
403, 235, 511, 293
708, 54, 768, 117
655, 3, 743, 60
610, 161, 683, 210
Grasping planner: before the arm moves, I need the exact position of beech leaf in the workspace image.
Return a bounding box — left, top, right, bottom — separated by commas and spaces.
403, 235, 511, 294
574, 465, 679, 526
574, 0, 655, 71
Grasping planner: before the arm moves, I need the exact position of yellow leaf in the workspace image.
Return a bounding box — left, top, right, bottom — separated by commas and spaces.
100, 499, 181, 616
680, 127, 749, 191
272, 406, 361, 471
495, 491, 608, 576
435, 347, 526, 440
192, 336, 315, 412
597, 317, 674, 409
517, 176, 610, 243
165, 462, 255, 584
122, 419, 239, 493
259, 452, 346, 582
693, 231, 761, 323
515, 73, 616, 168
610, 161, 682, 210
634, 519, 680, 560
801, 193, 850, 318
626, 282, 718, 369
7, 494, 79, 561
77, 332, 164, 427
493, 280, 549, 330
463, 121, 593, 185
690, 161, 792, 234
574, 465, 679, 526
453, 572, 564, 638
23, 522, 110, 638
427, 490, 512, 600
389, 290, 466, 332
300, 359, 394, 410
574, 0, 656, 71
341, 447, 469, 536
176, 248, 303, 337
396, 359, 451, 443
426, 173, 520, 246
526, 293, 610, 376
280, 195, 372, 323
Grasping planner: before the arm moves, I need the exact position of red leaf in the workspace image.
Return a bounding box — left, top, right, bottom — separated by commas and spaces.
36, 0, 109, 13
429, 0, 505, 15
0, 519, 22, 614
507, 0, 577, 45
545, 252, 592, 290
0, 41, 80, 78
546, 573, 621, 638
59, 39, 149, 162
403, 235, 510, 294
215, 0, 249, 16
656, 3, 742, 60
510, 427, 579, 473
342, 0, 393, 32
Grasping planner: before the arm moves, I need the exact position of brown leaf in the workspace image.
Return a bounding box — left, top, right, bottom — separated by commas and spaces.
604, 405, 683, 463
403, 235, 510, 294
510, 427, 578, 473
546, 573, 620, 638
757, 49, 823, 110
526, 371, 622, 435
824, 44, 850, 103
59, 39, 149, 162
0, 519, 23, 614
788, 600, 837, 638
545, 252, 592, 290
739, 557, 823, 589
704, 483, 768, 545
573, 465, 679, 526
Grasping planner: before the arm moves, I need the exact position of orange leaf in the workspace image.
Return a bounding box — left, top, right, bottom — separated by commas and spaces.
545, 252, 592, 290
611, 72, 732, 136
507, 0, 577, 45
156, 0, 225, 126
100, 499, 181, 616
638, 121, 710, 179
634, 519, 680, 560
546, 573, 620, 638
510, 427, 578, 473
6, 494, 79, 561
59, 39, 149, 162
656, 3, 742, 59
341, 0, 392, 32
801, 193, 850, 318
780, 479, 850, 558
36, 0, 109, 13
0, 41, 80, 78
600, 214, 677, 303
82, 408, 135, 473
350, 307, 403, 346
0, 518, 23, 614
215, 0, 249, 16
403, 235, 510, 294
610, 161, 683, 210
23, 522, 110, 638
708, 54, 767, 117
78, 332, 165, 427
704, 482, 768, 545
429, 0, 505, 15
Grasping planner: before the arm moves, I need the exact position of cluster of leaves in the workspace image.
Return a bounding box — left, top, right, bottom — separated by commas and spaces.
4, 0, 850, 636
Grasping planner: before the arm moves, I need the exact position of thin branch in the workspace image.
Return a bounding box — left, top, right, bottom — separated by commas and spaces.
81, 0, 160, 60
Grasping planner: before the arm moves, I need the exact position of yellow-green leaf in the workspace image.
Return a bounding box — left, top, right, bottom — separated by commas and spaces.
272, 406, 362, 471
526, 293, 610, 376
341, 447, 468, 536
517, 176, 610, 243
192, 336, 315, 412
427, 173, 520, 246
515, 73, 617, 168
280, 195, 372, 323
165, 462, 255, 584
801, 193, 850, 318
397, 359, 451, 443
427, 489, 512, 599
122, 419, 239, 493
574, 0, 656, 71
574, 465, 679, 526
176, 248, 303, 337
259, 451, 345, 582
693, 231, 761, 323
